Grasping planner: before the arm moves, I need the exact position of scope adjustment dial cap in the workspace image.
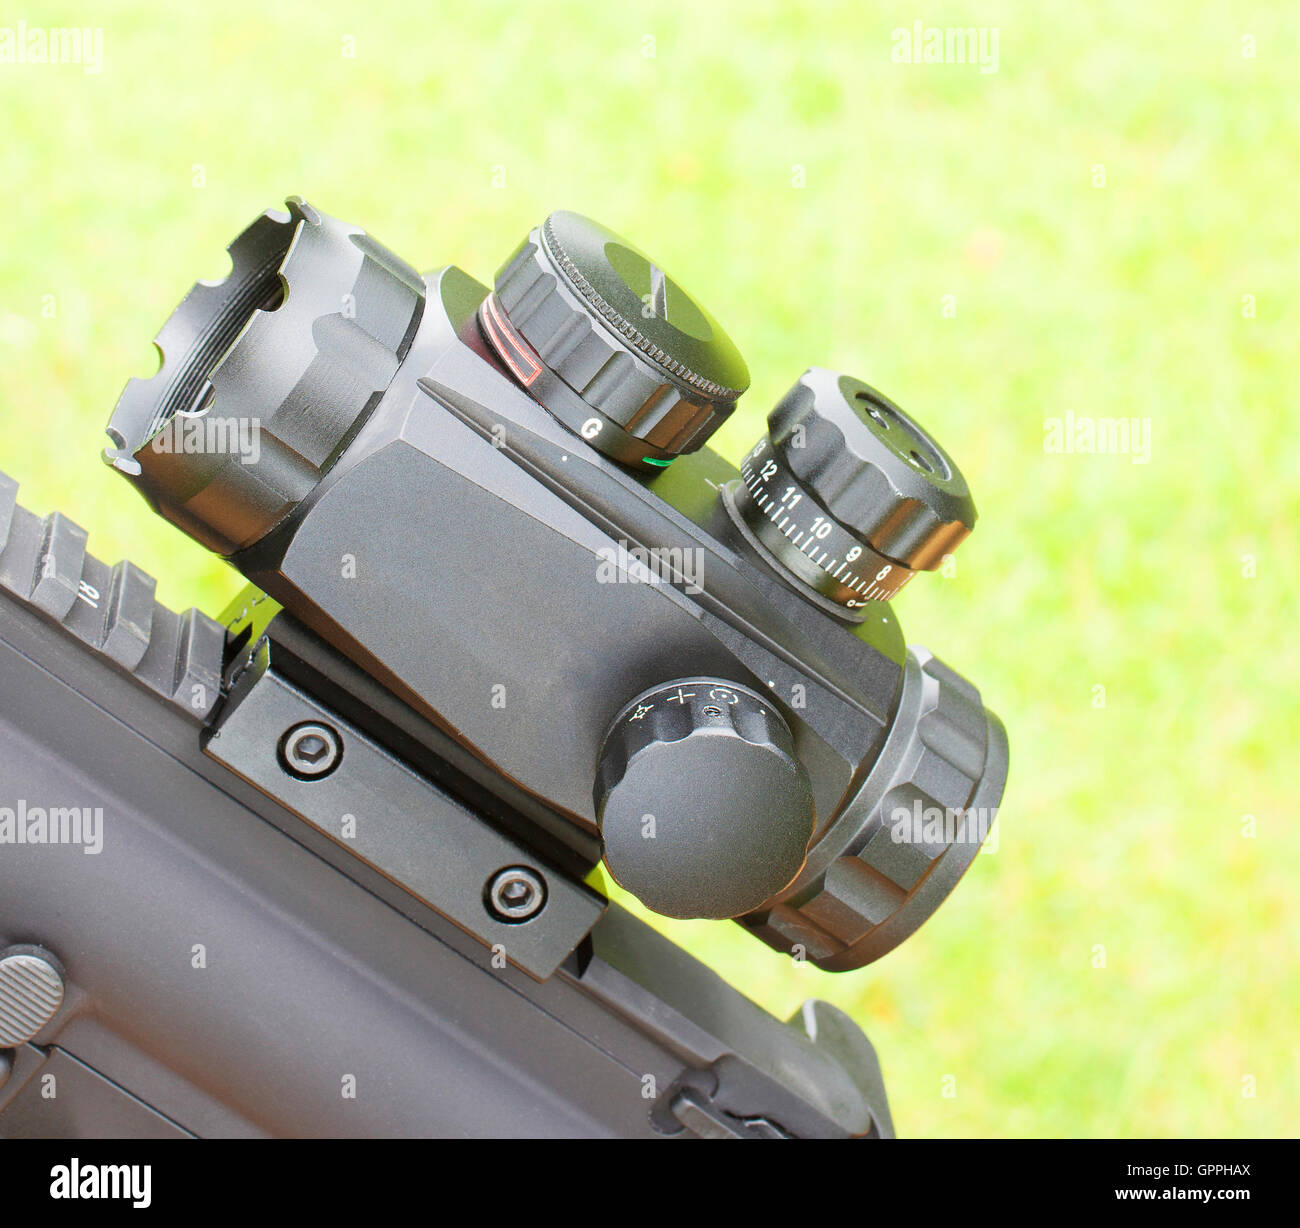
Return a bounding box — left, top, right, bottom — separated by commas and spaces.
484, 211, 750, 468
769, 368, 976, 571
595, 678, 814, 920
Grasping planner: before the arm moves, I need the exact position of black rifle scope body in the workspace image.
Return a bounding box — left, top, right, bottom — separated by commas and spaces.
103, 197, 1008, 968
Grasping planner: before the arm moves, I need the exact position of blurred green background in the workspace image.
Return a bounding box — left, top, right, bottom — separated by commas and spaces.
1, 1, 1295, 1137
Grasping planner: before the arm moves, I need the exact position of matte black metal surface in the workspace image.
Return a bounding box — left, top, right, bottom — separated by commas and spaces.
206, 649, 605, 979
0, 558, 892, 1137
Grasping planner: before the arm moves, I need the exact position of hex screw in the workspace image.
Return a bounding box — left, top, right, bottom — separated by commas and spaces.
280, 722, 343, 779
485, 866, 547, 923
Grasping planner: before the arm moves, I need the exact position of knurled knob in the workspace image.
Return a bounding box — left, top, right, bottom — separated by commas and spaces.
482, 211, 750, 470
0, 945, 66, 1046
768, 368, 977, 571
594, 678, 814, 919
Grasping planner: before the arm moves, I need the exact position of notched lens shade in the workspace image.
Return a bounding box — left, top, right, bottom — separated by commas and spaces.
105, 198, 425, 557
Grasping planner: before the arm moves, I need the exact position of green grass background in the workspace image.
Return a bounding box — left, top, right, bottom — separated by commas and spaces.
1, 1, 1295, 1136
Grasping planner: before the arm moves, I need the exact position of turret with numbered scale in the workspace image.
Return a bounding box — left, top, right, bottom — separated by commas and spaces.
724, 367, 977, 617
